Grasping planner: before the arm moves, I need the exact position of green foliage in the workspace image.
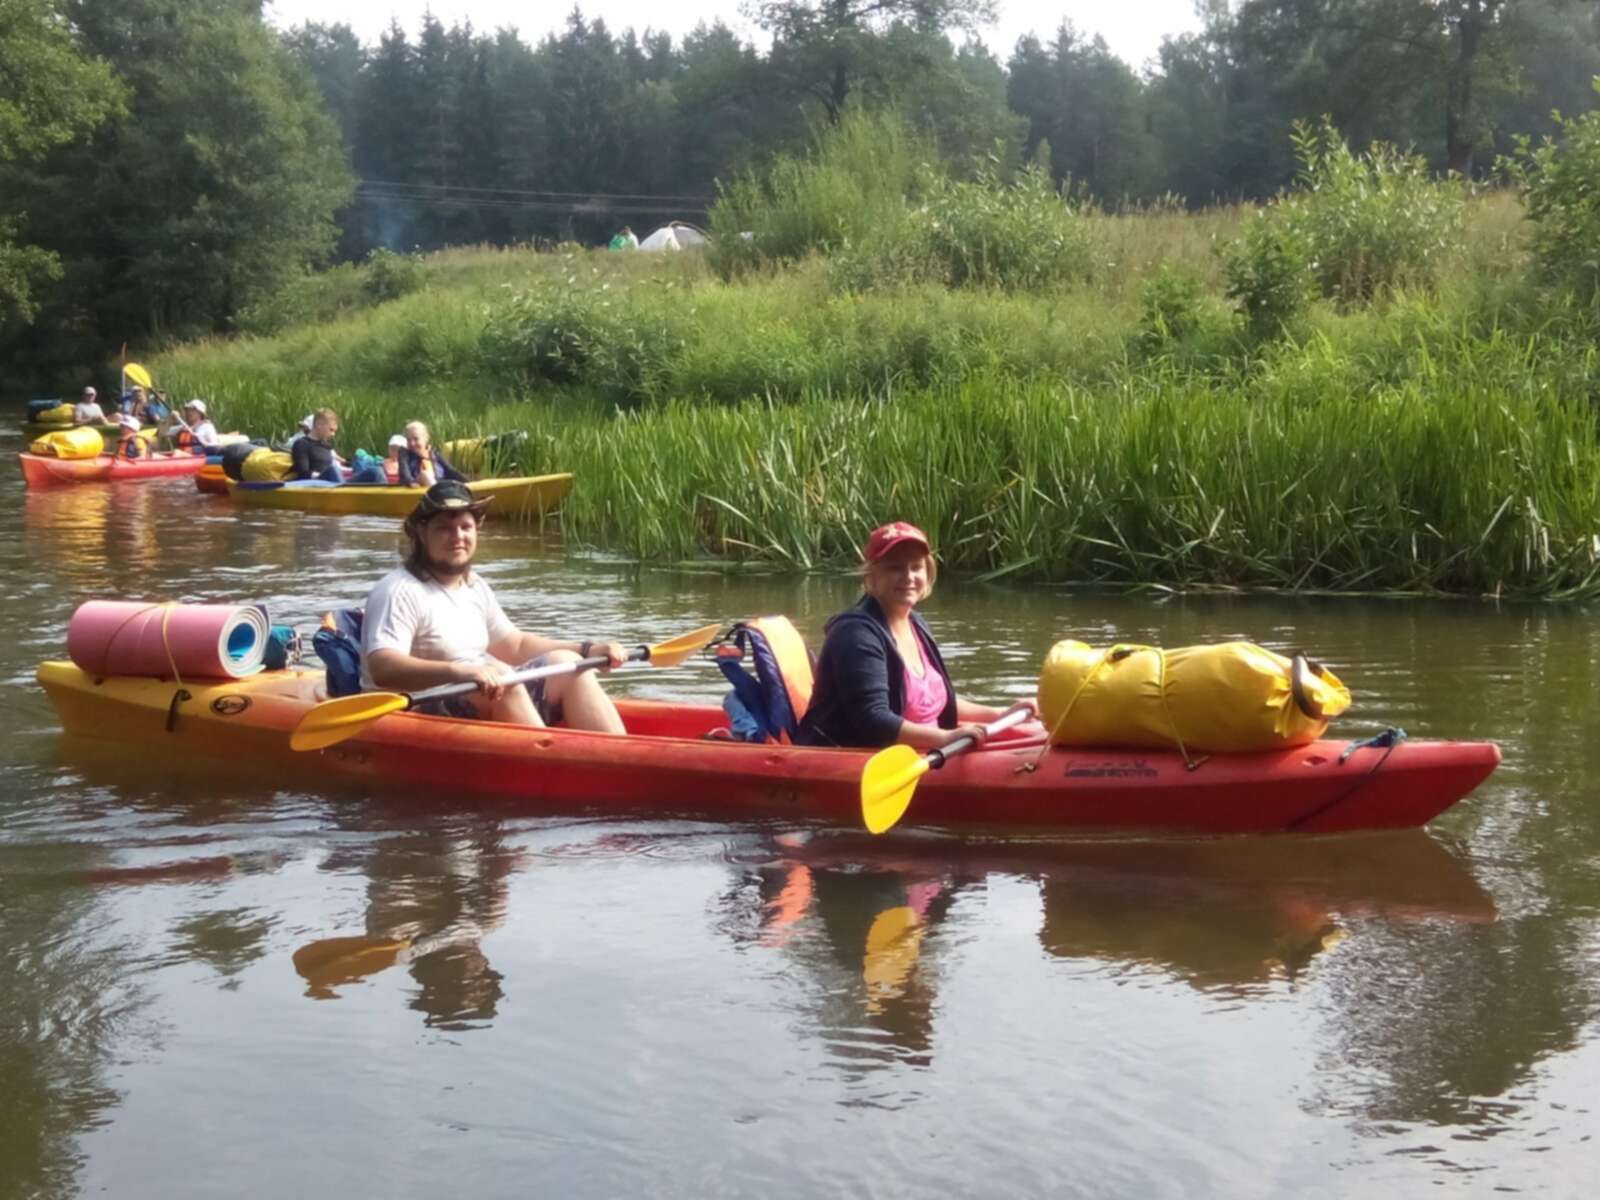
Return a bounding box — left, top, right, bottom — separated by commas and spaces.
363, 248, 428, 302
1502, 82, 1600, 303
711, 113, 1095, 292
1281, 120, 1466, 305
1221, 214, 1315, 338
1136, 264, 1221, 351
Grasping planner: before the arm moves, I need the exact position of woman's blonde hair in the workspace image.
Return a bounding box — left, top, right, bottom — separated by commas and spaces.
404, 420, 431, 447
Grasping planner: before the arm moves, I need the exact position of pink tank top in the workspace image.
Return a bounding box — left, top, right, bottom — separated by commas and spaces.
902, 630, 949, 726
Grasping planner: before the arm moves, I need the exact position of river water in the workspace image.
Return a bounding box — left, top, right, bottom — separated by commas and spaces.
2, 432, 1596, 1199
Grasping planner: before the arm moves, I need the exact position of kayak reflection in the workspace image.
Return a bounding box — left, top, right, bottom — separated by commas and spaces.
294, 817, 523, 1029
1029, 832, 1495, 993
721, 829, 1494, 1071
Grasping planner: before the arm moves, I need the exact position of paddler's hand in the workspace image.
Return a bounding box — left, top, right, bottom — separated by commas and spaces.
595, 642, 627, 672
946, 722, 989, 749
455, 659, 514, 699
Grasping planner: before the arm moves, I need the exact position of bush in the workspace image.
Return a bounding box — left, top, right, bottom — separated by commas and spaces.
482, 263, 682, 404
1281, 120, 1465, 305
1137, 264, 1212, 347
918, 162, 1098, 290
1221, 214, 1315, 338
1502, 81, 1600, 304
363, 248, 427, 302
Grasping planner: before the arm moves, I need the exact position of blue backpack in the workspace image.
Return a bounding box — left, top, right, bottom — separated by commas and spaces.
712, 617, 816, 743
313, 609, 364, 697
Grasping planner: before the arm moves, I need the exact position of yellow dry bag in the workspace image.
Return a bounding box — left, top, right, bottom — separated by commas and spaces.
241, 449, 294, 482
30, 428, 105, 459
1038, 640, 1351, 755
36, 403, 74, 425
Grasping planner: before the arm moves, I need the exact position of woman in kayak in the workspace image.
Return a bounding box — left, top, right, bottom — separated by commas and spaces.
398, 421, 466, 488
796, 521, 1019, 750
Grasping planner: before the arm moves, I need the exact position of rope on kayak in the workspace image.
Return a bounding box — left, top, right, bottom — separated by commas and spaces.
88, 601, 190, 733
1016, 645, 1202, 776
1286, 727, 1407, 831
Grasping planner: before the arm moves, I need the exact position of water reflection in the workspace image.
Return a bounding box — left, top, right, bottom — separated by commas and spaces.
299, 817, 522, 1030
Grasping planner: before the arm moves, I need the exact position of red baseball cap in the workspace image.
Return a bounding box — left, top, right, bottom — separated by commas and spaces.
863, 521, 931, 562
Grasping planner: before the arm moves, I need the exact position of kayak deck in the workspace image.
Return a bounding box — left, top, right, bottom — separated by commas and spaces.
224, 473, 572, 518
36, 662, 1501, 835
20, 451, 207, 488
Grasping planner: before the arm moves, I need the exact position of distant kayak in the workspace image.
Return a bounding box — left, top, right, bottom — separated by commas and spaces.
36, 661, 1500, 836
223, 473, 573, 519
20, 451, 207, 489
23, 421, 158, 440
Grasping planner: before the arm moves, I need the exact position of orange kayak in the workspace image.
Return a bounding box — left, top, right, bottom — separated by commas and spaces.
36, 662, 1501, 836
20, 451, 207, 488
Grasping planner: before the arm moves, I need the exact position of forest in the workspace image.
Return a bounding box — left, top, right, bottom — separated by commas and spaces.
2, 0, 1598, 387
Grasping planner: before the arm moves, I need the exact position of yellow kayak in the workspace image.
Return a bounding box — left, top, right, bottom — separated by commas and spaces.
225, 473, 573, 519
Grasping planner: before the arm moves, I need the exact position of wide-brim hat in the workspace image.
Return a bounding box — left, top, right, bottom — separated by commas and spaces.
113, 413, 142, 431
863, 520, 931, 563
405, 480, 492, 527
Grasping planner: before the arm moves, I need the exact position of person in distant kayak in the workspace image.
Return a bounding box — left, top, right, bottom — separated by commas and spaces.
361, 480, 628, 731
290, 408, 345, 483
398, 421, 466, 488
73, 387, 105, 426
110, 413, 150, 459
384, 434, 407, 483
172, 399, 220, 453
121, 385, 149, 422
796, 521, 1021, 750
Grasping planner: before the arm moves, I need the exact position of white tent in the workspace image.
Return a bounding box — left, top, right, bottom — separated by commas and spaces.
639, 222, 708, 252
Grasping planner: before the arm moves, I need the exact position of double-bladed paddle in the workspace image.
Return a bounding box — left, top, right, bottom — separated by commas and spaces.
860, 702, 1037, 835
289, 622, 722, 752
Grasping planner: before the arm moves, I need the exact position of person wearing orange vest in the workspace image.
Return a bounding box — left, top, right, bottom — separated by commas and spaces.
111, 413, 150, 459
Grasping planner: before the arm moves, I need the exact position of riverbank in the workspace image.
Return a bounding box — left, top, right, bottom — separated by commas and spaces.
150, 193, 1600, 597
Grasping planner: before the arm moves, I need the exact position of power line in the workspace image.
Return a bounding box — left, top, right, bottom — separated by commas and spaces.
357, 177, 714, 203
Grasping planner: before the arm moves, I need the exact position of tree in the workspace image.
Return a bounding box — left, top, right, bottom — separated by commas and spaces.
749, 0, 996, 121
5, 0, 353, 379
0, 0, 120, 326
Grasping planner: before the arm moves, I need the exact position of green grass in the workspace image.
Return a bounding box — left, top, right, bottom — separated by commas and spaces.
150, 190, 1600, 598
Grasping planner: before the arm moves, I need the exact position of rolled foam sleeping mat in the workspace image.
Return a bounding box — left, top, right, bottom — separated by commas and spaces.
67, 601, 271, 680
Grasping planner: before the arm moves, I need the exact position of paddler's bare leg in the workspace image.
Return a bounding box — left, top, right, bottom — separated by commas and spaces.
538, 649, 625, 734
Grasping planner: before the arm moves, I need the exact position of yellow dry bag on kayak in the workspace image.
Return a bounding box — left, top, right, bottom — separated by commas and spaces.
241, 449, 294, 482
1038, 640, 1351, 755
30, 428, 104, 459
36, 403, 74, 425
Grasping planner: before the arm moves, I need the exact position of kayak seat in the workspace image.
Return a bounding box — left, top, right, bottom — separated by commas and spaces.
713, 617, 815, 743
313, 608, 364, 697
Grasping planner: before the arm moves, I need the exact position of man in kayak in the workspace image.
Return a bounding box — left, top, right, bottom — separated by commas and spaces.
73, 387, 105, 426
361, 480, 628, 732
291, 408, 345, 483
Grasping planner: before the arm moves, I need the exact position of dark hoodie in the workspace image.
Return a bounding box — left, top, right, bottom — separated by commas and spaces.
796, 594, 958, 748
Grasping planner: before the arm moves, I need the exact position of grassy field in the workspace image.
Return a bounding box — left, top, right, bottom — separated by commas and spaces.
150, 188, 1600, 598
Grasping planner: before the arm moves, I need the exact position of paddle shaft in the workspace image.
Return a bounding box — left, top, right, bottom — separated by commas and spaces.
403, 646, 646, 709
925, 703, 1036, 768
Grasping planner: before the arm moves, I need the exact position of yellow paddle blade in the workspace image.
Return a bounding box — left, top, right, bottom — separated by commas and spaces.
123, 362, 153, 390
861, 744, 930, 834
289, 691, 409, 751
645, 622, 724, 668
862, 905, 926, 1014
292, 935, 411, 996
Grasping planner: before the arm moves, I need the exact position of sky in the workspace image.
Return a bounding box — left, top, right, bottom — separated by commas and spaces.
264, 1, 1205, 70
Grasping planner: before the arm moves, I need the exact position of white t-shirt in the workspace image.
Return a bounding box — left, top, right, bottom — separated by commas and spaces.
191, 419, 219, 448
74, 401, 105, 424
359, 566, 517, 690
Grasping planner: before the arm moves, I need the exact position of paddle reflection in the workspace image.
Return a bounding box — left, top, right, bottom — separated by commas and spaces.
719, 838, 974, 1073
296, 817, 522, 1030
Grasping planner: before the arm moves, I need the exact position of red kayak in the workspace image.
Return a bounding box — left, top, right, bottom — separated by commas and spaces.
20, 451, 207, 489
36, 662, 1500, 836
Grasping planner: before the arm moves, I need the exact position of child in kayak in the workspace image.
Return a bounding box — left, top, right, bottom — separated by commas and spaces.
111, 413, 150, 459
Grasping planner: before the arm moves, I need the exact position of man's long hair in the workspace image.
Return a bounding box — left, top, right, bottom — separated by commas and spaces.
402, 512, 483, 581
